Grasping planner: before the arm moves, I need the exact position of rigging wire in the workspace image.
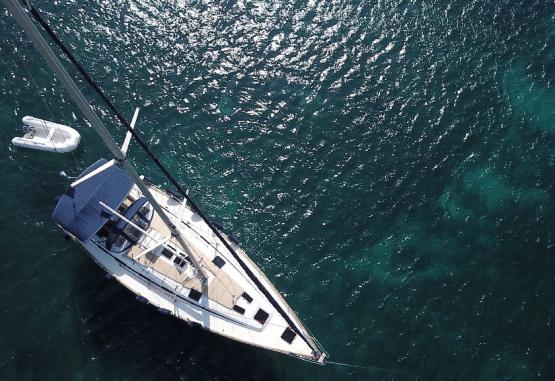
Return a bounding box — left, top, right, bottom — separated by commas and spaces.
21, 0, 318, 351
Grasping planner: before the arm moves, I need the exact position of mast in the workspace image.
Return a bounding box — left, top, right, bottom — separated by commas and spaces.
1, 0, 208, 286
3, 0, 324, 357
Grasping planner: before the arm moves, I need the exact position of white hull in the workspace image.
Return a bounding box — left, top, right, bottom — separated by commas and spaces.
63, 184, 326, 363
12, 116, 80, 153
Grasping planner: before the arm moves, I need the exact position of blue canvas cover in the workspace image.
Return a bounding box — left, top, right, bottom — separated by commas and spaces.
52, 159, 134, 242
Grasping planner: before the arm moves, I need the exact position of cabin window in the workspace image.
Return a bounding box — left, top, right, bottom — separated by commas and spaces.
160, 247, 173, 259
281, 327, 296, 344
233, 305, 245, 315
241, 292, 253, 303
212, 255, 225, 268
173, 257, 186, 268
188, 289, 202, 301
254, 309, 269, 325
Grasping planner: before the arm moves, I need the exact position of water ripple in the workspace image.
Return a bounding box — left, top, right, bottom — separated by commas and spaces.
1, 0, 555, 379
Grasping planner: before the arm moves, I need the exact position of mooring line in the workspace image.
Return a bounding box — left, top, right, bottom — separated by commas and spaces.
327, 360, 393, 372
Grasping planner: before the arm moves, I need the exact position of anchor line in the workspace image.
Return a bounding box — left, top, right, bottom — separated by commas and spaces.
326, 360, 407, 376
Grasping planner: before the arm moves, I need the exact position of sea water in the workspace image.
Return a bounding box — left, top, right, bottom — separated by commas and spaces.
0, 0, 554, 380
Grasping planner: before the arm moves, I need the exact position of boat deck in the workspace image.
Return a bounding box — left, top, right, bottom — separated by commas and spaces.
125, 210, 243, 309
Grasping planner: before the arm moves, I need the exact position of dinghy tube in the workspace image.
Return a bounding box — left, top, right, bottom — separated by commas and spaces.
12, 116, 80, 153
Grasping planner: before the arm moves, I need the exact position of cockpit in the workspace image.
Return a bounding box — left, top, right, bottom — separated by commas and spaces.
97, 194, 154, 252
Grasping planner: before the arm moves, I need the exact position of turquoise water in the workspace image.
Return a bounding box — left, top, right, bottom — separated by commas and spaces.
1, 0, 554, 379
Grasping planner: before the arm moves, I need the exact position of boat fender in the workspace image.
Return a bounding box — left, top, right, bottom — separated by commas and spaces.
104, 273, 114, 280
229, 234, 240, 245
212, 222, 224, 231
135, 295, 149, 304
141, 176, 155, 185
157, 307, 172, 315
165, 187, 184, 201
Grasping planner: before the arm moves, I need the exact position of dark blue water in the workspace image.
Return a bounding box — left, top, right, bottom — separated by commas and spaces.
0, 0, 554, 380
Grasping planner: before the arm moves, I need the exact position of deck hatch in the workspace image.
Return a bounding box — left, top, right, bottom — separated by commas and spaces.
281, 327, 296, 344
160, 247, 173, 259
173, 257, 186, 267
241, 292, 253, 303
188, 288, 202, 301
254, 309, 269, 324
212, 255, 225, 268
232, 305, 245, 315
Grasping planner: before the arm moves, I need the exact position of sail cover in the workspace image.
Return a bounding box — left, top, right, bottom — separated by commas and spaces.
52, 159, 134, 242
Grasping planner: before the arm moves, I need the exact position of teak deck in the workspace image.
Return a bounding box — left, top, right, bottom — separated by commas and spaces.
126, 210, 243, 309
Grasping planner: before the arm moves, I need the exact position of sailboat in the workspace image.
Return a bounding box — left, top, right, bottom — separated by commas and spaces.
3, 0, 327, 364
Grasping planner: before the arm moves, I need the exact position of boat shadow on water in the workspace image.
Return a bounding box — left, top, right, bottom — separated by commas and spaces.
71, 257, 281, 380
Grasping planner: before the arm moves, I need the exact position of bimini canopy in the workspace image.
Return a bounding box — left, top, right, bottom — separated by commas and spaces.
52, 159, 134, 242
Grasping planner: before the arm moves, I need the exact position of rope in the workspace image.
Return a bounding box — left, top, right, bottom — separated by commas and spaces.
326, 360, 408, 377
23, 0, 318, 353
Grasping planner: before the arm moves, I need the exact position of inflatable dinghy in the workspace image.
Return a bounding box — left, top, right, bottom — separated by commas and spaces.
12, 116, 80, 153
